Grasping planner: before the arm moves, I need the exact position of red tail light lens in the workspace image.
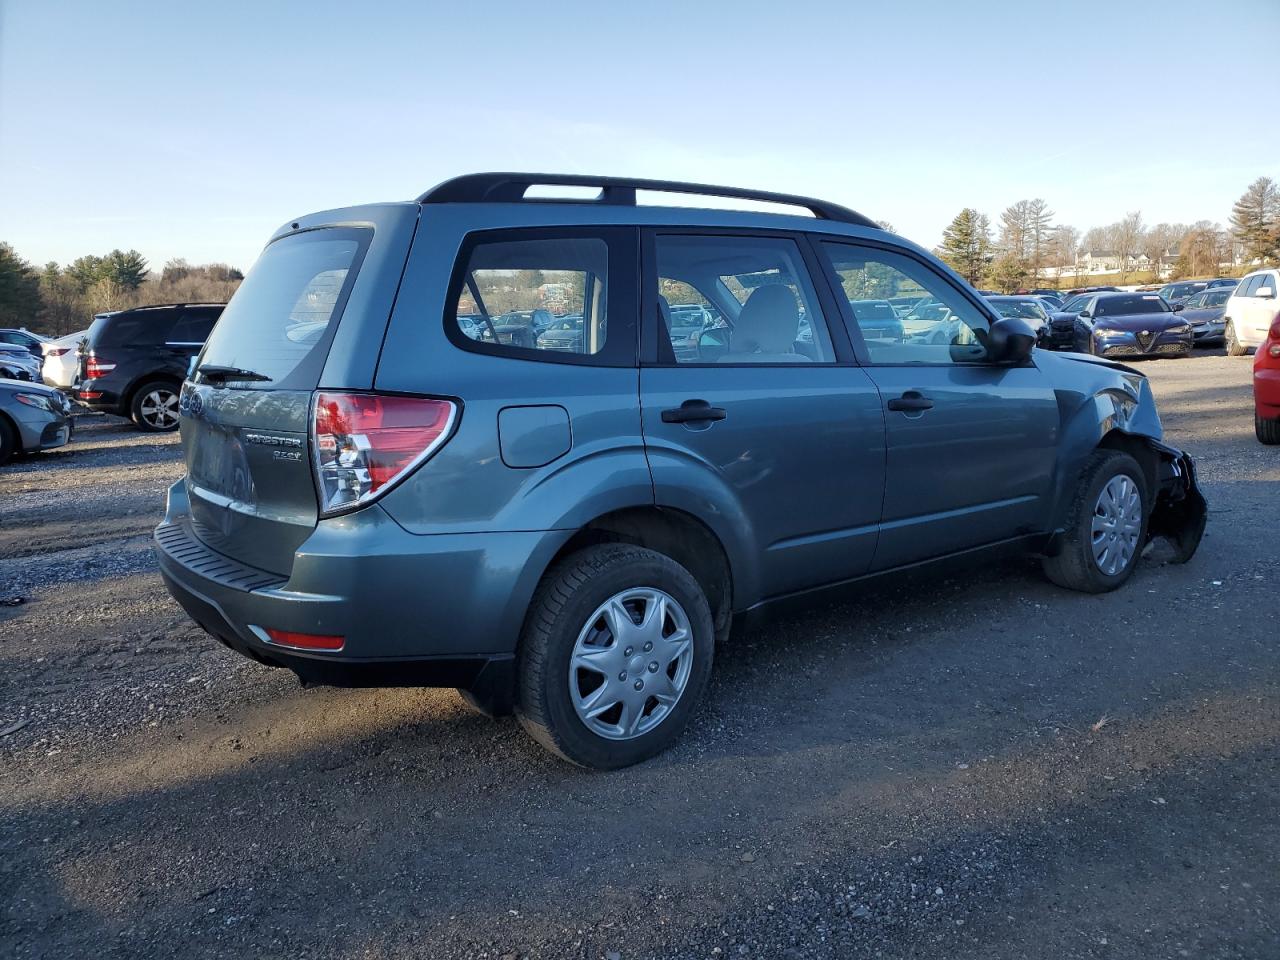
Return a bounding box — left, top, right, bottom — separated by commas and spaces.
1270, 320, 1280, 340
85, 354, 116, 378
47, 347, 70, 358
312, 392, 457, 516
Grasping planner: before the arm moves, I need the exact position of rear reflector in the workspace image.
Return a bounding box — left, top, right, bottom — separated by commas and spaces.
77, 391, 103, 399
312, 392, 457, 516
263, 628, 345, 651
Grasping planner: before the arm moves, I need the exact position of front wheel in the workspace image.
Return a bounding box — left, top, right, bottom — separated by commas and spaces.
516, 544, 714, 769
130, 381, 181, 432
1043, 450, 1149, 594
1225, 321, 1247, 357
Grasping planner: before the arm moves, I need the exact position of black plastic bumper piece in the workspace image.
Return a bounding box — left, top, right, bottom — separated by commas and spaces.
1147, 442, 1207, 563
160, 564, 517, 715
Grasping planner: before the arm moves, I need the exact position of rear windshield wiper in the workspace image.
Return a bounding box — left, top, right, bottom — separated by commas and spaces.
197, 364, 272, 384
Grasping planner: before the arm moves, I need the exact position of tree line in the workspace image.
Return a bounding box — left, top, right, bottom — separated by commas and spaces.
0, 245, 244, 336
936, 176, 1280, 292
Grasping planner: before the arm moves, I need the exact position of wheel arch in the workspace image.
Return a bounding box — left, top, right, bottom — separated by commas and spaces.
540, 506, 736, 645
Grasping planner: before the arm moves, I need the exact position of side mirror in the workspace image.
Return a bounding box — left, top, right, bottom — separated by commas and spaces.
1079, 310, 1092, 319
1172, 302, 1185, 312
1258, 286, 1275, 299
986, 317, 1037, 364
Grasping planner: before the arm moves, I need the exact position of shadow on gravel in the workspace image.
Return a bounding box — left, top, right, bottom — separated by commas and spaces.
2, 685, 1276, 959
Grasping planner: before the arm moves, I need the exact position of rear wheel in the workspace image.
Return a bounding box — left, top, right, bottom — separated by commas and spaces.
516, 544, 714, 769
1043, 450, 1149, 594
1225, 321, 1247, 357
0, 416, 15, 465
130, 381, 181, 432
1257, 412, 1280, 445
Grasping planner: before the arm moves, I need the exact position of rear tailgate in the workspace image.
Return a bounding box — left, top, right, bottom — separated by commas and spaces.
180, 203, 419, 576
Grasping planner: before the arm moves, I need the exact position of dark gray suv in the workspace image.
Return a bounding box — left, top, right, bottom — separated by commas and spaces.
156, 174, 1206, 769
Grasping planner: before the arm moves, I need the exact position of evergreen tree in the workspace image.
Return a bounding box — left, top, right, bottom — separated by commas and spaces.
938, 208, 992, 285
0, 243, 43, 327
1231, 176, 1280, 264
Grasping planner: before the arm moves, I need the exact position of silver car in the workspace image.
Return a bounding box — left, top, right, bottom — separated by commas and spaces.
0, 379, 74, 464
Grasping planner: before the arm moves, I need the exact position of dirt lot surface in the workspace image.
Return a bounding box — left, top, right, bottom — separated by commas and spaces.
2, 352, 1277, 960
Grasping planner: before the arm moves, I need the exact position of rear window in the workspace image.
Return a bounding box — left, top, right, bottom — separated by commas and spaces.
198, 228, 367, 386
1095, 295, 1169, 316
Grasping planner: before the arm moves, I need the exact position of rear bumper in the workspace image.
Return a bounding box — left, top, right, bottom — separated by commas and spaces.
155, 479, 571, 707
1255, 366, 1280, 417
76, 378, 126, 414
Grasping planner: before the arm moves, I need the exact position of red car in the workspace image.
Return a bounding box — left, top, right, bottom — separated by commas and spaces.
1256, 317, 1280, 444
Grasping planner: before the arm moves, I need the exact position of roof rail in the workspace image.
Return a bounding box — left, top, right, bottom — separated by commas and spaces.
417, 173, 879, 228
124, 302, 229, 311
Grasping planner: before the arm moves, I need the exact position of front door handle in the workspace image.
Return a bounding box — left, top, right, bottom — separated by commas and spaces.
662, 400, 728, 424
886, 391, 934, 413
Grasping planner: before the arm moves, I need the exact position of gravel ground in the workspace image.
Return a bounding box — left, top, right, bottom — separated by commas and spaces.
1, 353, 1277, 960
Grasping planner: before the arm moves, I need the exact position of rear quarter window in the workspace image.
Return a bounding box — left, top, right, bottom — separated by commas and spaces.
90, 312, 170, 348
197, 228, 368, 387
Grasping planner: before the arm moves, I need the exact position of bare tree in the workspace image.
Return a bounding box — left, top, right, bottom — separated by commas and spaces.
1143, 223, 1185, 280
1025, 199, 1054, 284
1111, 212, 1145, 283
999, 200, 1032, 266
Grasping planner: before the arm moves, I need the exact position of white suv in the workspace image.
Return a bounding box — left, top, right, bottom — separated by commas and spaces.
1224, 269, 1280, 356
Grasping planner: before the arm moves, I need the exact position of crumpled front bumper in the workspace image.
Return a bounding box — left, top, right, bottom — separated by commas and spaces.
1146, 441, 1207, 563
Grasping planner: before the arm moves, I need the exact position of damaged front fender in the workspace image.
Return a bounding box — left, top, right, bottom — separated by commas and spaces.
1146, 441, 1207, 563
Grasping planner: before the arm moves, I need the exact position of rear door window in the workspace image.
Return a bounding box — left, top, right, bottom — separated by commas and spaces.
198, 228, 368, 387
653, 234, 837, 364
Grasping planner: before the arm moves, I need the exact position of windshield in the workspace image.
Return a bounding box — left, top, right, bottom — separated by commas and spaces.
198, 228, 368, 387
1095, 294, 1170, 316
1161, 282, 1205, 299
990, 299, 1047, 320
1061, 296, 1091, 312
1204, 290, 1231, 306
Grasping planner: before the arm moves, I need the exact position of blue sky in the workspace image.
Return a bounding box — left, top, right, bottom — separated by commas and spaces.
2, 0, 1278, 272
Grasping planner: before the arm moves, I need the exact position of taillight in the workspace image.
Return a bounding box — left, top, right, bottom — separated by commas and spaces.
85, 354, 116, 378
312, 391, 457, 516
1270, 320, 1280, 340
47, 347, 70, 358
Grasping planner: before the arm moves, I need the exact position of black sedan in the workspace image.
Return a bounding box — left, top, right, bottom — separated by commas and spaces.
1073, 292, 1193, 358
1042, 293, 1097, 350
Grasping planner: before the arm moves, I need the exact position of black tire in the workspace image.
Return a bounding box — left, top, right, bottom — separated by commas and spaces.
1257, 412, 1280, 445
130, 380, 181, 432
1225, 321, 1247, 357
0, 416, 15, 466
1043, 450, 1149, 594
516, 544, 714, 770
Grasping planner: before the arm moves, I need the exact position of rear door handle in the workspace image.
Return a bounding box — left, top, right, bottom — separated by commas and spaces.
886, 391, 934, 412
662, 400, 728, 424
